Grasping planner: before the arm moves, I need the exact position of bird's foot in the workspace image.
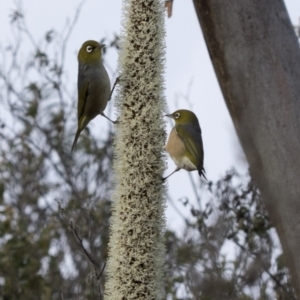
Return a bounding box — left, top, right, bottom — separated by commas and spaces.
109, 76, 122, 100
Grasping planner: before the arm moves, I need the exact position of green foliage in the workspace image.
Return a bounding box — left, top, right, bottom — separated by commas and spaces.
0, 5, 115, 299
164, 171, 295, 300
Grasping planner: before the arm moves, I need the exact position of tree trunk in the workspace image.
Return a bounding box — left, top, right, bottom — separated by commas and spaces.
104, 0, 166, 299
192, 0, 300, 297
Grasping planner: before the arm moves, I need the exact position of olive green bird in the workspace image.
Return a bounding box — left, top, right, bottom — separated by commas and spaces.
164, 109, 207, 180
71, 40, 114, 151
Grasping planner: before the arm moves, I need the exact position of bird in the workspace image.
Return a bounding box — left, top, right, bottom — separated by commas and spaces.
164, 109, 207, 180
71, 40, 114, 152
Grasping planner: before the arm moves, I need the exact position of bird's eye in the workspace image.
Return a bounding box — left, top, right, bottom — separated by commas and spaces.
86, 46, 93, 53
174, 113, 180, 119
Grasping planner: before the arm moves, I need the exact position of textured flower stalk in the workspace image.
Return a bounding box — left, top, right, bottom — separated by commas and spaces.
104, 0, 166, 299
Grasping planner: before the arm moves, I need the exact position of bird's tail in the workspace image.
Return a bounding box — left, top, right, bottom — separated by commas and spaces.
71, 115, 88, 152
199, 168, 208, 181
71, 128, 81, 152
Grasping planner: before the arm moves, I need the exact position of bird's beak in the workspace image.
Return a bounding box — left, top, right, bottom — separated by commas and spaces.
164, 114, 172, 118
99, 44, 106, 49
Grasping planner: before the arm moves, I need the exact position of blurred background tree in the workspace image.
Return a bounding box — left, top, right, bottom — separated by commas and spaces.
0, 3, 296, 300
192, 1, 300, 296
0, 5, 113, 299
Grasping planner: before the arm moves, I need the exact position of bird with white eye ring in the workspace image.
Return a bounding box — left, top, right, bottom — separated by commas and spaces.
164, 109, 207, 180
71, 40, 118, 152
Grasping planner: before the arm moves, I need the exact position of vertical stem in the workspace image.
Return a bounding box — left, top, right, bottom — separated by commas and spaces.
105, 0, 166, 299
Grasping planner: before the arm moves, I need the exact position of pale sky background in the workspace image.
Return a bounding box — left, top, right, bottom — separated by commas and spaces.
0, 0, 299, 232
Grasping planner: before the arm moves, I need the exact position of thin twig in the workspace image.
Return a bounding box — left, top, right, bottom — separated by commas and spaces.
234, 240, 296, 299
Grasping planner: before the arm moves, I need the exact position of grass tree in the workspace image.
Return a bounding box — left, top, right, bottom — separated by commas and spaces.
104, 0, 167, 299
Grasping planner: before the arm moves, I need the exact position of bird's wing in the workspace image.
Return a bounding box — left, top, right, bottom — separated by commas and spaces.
77, 71, 90, 121
176, 124, 204, 173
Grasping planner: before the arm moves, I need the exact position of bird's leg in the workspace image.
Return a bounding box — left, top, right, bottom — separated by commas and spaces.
109, 76, 121, 100
162, 167, 181, 181
100, 112, 117, 124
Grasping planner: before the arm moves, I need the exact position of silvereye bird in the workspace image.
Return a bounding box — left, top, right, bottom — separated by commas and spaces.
164, 109, 207, 180
71, 40, 114, 151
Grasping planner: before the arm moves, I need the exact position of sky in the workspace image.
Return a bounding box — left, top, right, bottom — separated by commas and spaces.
0, 0, 299, 231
